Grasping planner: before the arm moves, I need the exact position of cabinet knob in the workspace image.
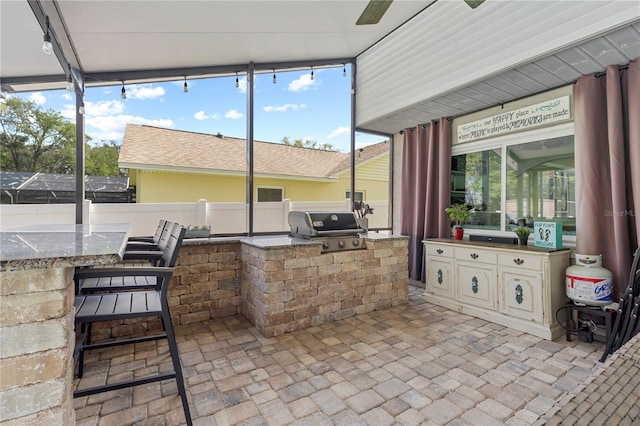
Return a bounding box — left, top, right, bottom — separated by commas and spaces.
513, 258, 524, 265
470, 253, 479, 259
436, 249, 444, 254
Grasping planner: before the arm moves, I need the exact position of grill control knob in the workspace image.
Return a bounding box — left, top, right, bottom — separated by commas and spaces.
322, 242, 330, 250
338, 240, 345, 248
352, 239, 360, 247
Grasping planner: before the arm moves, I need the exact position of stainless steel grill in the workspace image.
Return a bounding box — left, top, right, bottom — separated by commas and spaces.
288, 211, 366, 253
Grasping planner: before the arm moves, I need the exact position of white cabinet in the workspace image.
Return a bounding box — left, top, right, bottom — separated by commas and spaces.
457, 261, 496, 310
425, 243, 455, 298
423, 239, 570, 340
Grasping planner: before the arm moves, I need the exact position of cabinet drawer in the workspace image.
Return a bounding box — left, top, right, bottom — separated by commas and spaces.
455, 247, 497, 264
498, 253, 542, 271
426, 243, 454, 258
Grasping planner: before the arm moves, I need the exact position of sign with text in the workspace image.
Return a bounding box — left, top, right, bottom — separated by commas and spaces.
534, 222, 563, 249
457, 96, 570, 143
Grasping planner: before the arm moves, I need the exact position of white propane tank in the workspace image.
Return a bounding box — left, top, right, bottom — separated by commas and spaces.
566, 254, 614, 306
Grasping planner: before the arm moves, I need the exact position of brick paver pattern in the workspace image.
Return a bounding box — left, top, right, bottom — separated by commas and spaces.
74, 285, 609, 425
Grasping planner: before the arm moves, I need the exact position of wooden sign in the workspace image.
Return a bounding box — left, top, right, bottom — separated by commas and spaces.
457, 96, 571, 143
534, 222, 562, 249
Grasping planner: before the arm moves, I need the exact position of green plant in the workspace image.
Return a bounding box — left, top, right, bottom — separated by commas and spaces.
187, 224, 210, 231
514, 226, 531, 240
445, 203, 471, 228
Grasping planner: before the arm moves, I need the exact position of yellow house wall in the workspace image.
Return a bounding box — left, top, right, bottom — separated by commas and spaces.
135, 171, 246, 203
353, 155, 390, 200
129, 152, 390, 203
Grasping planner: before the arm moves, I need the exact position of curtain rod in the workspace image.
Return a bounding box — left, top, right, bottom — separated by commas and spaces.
594, 63, 629, 79
399, 117, 454, 134
398, 61, 633, 136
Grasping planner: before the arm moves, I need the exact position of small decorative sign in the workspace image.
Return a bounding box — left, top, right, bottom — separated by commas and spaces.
534, 222, 562, 249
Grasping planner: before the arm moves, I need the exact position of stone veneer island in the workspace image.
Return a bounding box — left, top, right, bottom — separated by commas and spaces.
240, 234, 409, 337
0, 224, 130, 425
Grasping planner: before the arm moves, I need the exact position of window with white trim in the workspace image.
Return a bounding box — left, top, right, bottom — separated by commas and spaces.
257, 187, 284, 202
451, 124, 575, 236
346, 191, 364, 202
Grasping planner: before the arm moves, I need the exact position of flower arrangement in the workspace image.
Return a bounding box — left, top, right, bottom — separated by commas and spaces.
353, 201, 374, 218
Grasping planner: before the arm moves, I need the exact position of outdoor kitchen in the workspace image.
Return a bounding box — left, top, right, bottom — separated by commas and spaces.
241, 211, 409, 337
86, 211, 410, 342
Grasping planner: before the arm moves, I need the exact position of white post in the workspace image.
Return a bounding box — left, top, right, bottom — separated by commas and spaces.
345, 198, 351, 212
197, 199, 207, 225
83, 199, 92, 225
283, 199, 291, 231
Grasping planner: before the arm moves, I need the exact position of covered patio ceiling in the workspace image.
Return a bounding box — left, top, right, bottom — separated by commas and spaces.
1, 0, 640, 135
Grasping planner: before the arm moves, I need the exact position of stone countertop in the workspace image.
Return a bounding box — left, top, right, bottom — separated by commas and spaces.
181, 233, 408, 250
240, 235, 319, 250
363, 233, 409, 241
423, 237, 570, 253
0, 223, 131, 272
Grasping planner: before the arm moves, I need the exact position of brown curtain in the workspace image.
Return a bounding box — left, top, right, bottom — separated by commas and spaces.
574, 58, 640, 297
400, 119, 452, 281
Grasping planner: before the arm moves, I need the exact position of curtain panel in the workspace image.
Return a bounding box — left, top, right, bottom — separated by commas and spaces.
400, 119, 452, 281
574, 58, 640, 297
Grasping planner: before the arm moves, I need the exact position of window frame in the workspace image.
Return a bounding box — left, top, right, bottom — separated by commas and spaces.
451, 121, 575, 243
256, 186, 284, 203
346, 191, 365, 202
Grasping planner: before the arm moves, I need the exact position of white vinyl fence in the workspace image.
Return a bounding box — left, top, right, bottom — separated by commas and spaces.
0, 199, 389, 236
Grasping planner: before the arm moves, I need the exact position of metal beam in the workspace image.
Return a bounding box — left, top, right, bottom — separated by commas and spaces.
246, 63, 255, 236
350, 62, 357, 211
28, 0, 82, 74
2, 57, 356, 91
74, 90, 85, 224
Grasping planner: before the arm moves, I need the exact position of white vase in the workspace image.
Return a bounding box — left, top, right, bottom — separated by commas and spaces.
357, 217, 368, 233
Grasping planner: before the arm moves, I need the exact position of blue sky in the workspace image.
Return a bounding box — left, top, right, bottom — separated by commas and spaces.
18, 65, 384, 153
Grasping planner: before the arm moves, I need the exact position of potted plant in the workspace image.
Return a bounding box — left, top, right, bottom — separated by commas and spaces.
445, 203, 471, 240
184, 224, 211, 238
514, 226, 531, 245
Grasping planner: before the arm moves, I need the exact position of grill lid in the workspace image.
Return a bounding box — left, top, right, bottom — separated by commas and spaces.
288, 211, 362, 238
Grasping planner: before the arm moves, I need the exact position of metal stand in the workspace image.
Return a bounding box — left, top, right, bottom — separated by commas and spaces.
565, 303, 614, 343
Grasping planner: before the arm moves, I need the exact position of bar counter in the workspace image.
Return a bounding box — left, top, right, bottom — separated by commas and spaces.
0, 223, 130, 424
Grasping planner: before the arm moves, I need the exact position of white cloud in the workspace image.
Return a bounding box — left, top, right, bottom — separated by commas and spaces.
237, 76, 248, 94
85, 115, 175, 144
225, 109, 243, 119
86, 100, 126, 116
126, 84, 165, 100
194, 110, 220, 121
327, 126, 350, 139
263, 103, 306, 112
288, 74, 316, 92
61, 93, 73, 101
29, 92, 46, 105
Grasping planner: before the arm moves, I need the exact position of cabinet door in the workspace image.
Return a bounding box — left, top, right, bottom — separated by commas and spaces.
426, 258, 454, 298
456, 262, 496, 309
500, 269, 542, 322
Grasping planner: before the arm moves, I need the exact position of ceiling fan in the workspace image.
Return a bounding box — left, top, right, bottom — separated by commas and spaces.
356, 0, 486, 25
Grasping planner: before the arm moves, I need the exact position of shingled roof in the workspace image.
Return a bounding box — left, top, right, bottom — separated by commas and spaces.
119, 124, 388, 179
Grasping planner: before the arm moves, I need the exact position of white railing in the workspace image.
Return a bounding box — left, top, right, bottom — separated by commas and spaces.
0, 199, 390, 235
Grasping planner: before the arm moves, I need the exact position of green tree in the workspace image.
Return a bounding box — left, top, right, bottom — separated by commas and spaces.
0, 97, 75, 173
86, 141, 121, 177
281, 136, 336, 151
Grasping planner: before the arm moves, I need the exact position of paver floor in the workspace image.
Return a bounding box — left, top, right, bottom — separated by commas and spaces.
74, 285, 607, 425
